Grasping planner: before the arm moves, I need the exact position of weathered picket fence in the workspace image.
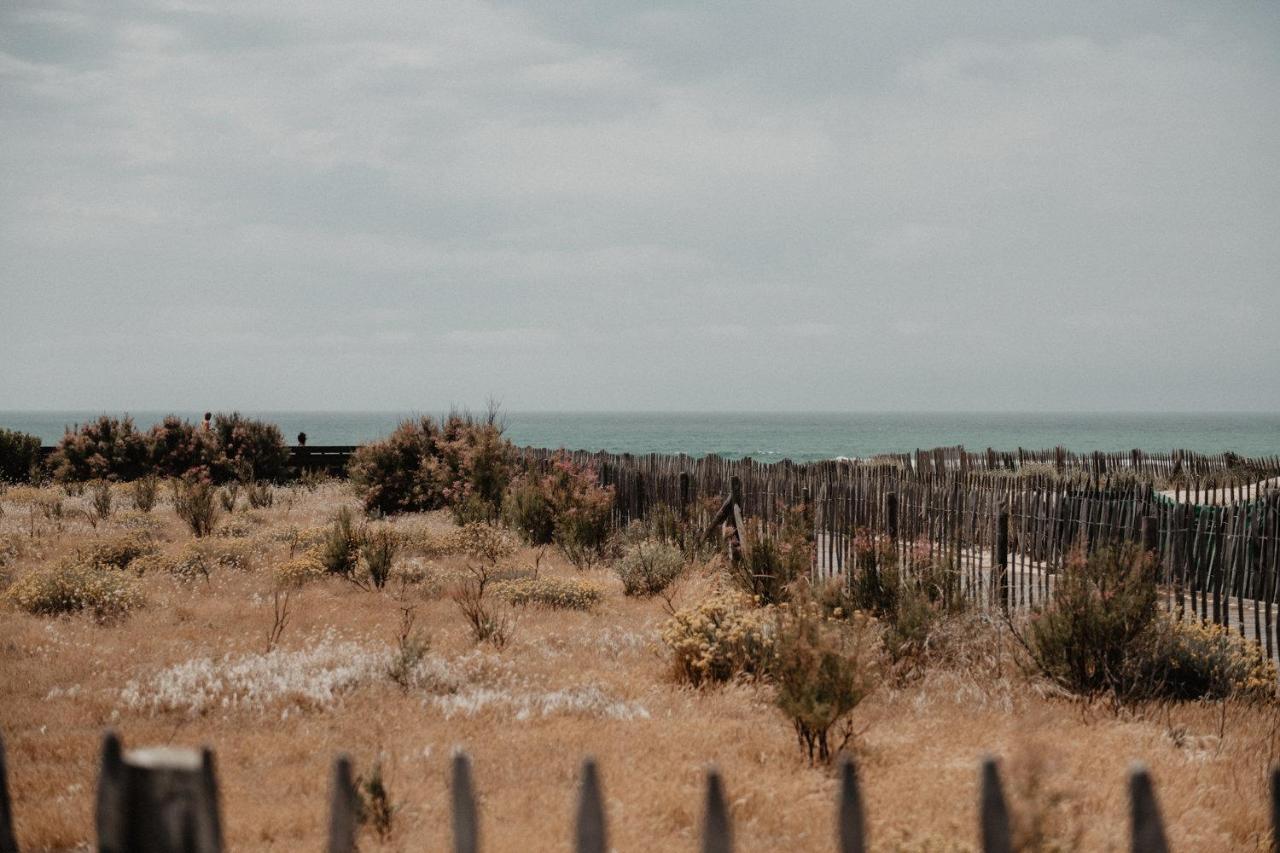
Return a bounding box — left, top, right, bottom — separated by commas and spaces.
2, 730, 1275, 852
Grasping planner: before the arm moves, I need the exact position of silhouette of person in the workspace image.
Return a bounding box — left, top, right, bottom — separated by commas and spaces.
297, 431, 308, 447
202, 412, 212, 433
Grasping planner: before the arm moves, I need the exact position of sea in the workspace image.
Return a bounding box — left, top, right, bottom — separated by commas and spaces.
2, 411, 1278, 462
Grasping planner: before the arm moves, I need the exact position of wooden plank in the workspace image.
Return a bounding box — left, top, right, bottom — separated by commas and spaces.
326, 756, 357, 853
1128, 764, 1168, 853
452, 753, 478, 853
0, 731, 17, 853
979, 757, 1012, 853
836, 758, 866, 853
702, 770, 732, 853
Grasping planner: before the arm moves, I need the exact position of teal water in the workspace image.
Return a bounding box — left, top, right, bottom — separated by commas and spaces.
2, 411, 1278, 462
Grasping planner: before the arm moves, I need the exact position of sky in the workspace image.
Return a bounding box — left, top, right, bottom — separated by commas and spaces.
1, 1, 1278, 412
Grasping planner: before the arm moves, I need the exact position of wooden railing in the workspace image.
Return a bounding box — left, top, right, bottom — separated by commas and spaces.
1, 729, 1272, 852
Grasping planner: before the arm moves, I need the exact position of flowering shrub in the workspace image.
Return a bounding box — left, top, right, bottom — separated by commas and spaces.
348, 413, 515, 518
504, 455, 614, 569
49, 415, 149, 482
5, 558, 145, 620
0, 428, 42, 483
274, 552, 327, 588
1141, 617, 1277, 701
491, 577, 604, 611
614, 539, 686, 597
210, 413, 290, 482
662, 589, 775, 686
453, 522, 517, 564
146, 416, 217, 480
75, 534, 156, 571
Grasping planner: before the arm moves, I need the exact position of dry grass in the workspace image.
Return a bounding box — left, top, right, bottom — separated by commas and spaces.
1, 482, 1277, 851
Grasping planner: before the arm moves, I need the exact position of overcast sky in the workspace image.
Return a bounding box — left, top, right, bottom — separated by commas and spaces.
2, 1, 1277, 412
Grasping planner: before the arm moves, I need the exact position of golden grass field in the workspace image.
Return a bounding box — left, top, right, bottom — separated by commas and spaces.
1, 481, 1278, 851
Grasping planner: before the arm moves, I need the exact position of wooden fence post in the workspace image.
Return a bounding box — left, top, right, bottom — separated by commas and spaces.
702, 770, 732, 853
1141, 516, 1158, 556
1128, 764, 1168, 853
575, 759, 607, 853
995, 510, 1010, 614
979, 757, 1012, 853
326, 756, 357, 853
679, 471, 691, 519
1271, 766, 1280, 853
886, 492, 899, 541
836, 757, 865, 853
0, 731, 17, 853
452, 753, 478, 853
95, 731, 223, 853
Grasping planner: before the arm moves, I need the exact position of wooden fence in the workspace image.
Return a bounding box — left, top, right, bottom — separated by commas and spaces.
0, 730, 1274, 852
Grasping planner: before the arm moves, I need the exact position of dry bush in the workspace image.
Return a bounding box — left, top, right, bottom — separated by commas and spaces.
246, 480, 274, 509
174, 478, 220, 537
614, 539, 685, 597
219, 482, 240, 512
359, 523, 400, 589
769, 598, 880, 764
273, 551, 327, 588
75, 534, 156, 571
355, 759, 400, 842
1140, 618, 1278, 701
730, 506, 812, 605
453, 522, 516, 565
88, 480, 113, 521
491, 577, 604, 611
502, 454, 614, 568
49, 415, 148, 482
451, 563, 516, 647
131, 475, 159, 512
319, 507, 360, 579
661, 589, 774, 686
5, 557, 144, 619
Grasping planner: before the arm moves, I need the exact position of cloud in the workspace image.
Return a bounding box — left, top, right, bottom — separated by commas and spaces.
0, 0, 1277, 410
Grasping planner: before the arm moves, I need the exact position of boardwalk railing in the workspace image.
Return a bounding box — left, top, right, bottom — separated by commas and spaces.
1, 730, 1274, 852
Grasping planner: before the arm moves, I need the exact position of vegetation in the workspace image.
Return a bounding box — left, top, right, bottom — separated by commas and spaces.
0, 428, 41, 483
173, 477, 220, 538
614, 539, 686, 597
492, 576, 604, 611
661, 589, 775, 686
348, 410, 515, 518
49, 415, 149, 482
769, 598, 879, 764
5, 557, 144, 619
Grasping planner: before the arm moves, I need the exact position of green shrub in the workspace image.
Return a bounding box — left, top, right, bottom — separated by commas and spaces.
615, 539, 686, 597
0, 428, 42, 483
49, 415, 149, 482
210, 413, 290, 482
769, 599, 879, 763
5, 558, 144, 620
502, 475, 556, 544
174, 477, 220, 538
662, 589, 775, 686
1025, 545, 1158, 698
492, 576, 604, 610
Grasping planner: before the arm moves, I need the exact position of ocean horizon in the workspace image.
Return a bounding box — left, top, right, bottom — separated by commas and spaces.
3, 410, 1278, 462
